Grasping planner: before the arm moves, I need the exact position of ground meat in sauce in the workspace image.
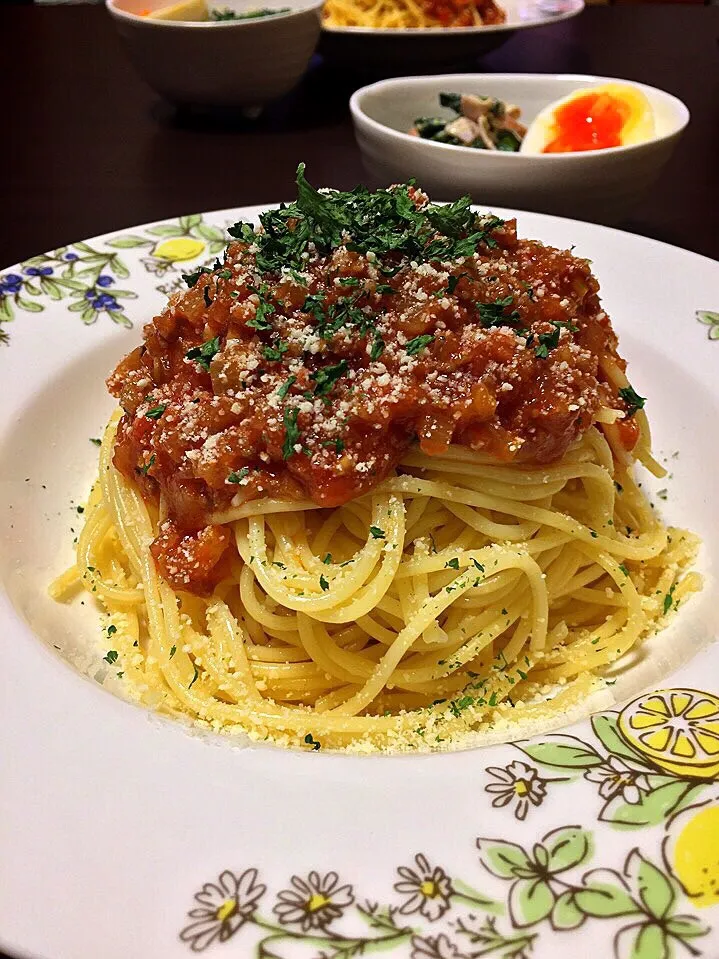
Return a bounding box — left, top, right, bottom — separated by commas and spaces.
108, 183, 626, 593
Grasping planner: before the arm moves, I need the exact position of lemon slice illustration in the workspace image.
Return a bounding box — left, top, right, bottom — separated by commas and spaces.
152, 237, 206, 262
618, 688, 719, 779
665, 803, 719, 907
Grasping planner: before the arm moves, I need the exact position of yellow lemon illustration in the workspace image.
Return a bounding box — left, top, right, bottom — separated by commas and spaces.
618, 688, 719, 779
152, 237, 206, 262
665, 804, 719, 907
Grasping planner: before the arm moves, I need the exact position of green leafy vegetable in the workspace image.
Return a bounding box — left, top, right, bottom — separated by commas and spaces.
282, 407, 300, 459
186, 336, 221, 371
619, 385, 646, 417
311, 359, 348, 397
405, 334, 435, 356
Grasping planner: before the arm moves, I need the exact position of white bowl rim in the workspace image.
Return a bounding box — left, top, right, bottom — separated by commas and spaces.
349, 72, 691, 160
106, 0, 324, 27
322, 0, 583, 33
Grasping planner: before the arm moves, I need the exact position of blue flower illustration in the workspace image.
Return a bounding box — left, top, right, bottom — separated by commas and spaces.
24, 266, 53, 276
0, 273, 23, 295
96, 274, 114, 287
63, 252, 79, 261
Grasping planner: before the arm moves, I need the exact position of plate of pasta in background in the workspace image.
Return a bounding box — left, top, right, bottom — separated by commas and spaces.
1, 166, 719, 959
320, 0, 585, 69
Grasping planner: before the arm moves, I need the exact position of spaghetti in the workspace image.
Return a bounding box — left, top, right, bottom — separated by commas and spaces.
323, 0, 506, 29
52, 168, 700, 752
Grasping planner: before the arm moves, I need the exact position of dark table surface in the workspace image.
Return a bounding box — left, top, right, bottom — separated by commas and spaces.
0, 5, 717, 958
2, 3, 719, 273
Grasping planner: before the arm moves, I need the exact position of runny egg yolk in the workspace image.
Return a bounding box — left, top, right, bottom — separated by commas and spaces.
543, 91, 630, 153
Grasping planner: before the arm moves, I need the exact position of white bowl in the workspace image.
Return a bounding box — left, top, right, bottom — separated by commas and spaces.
107, 0, 323, 110
321, 0, 583, 71
350, 73, 690, 223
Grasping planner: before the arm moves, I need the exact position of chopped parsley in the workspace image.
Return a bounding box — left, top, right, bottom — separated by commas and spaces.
107, 624, 117, 637
471, 558, 485, 572
321, 438, 345, 454
445, 557, 460, 570
322, 553, 333, 564
369, 526, 385, 539
277, 375, 296, 399
619, 385, 646, 417
137, 454, 155, 477
262, 339, 289, 362
89, 437, 101, 446
663, 584, 676, 615
145, 403, 167, 420
311, 359, 348, 397
534, 321, 579, 359
405, 334, 435, 356
477, 295, 520, 328
618, 563, 629, 576
228, 164, 503, 278
188, 665, 199, 689
182, 266, 212, 288
282, 407, 300, 459
228, 467, 250, 484
169, 645, 176, 659
186, 336, 221, 371
304, 733, 321, 750
319, 574, 330, 591
370, 334, 385, 361
103, 650, 118, 665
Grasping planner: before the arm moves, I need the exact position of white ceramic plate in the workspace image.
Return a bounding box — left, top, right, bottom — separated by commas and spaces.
320, 0, 585, 69
1, 205, 719, 959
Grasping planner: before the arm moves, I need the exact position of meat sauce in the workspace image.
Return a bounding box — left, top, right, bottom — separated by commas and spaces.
108, 184, 629, 593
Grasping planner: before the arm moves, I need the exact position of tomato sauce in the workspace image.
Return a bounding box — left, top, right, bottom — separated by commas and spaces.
108, 211, 630, 592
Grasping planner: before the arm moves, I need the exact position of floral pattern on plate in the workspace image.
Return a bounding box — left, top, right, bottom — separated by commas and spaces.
0, 213, 225, 342
177, 689, 719, 957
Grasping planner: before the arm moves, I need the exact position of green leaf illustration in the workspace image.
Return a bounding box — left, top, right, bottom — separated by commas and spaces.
146, 224, 185, 238
519, 736, 603, 769
195, 222, 225, 242
40, 277, 63, 300
107, 310, 133, 328
551, 890, 585, 930
664, 914, 710, 939
179, 213, 202, 232
23, 280, 41, 296
111, 289, 139, 299
107, 235, 151, 249
0, 296, 15, 322
110, 258, 131, 279
617, 922, 669, 959
509, 876, 555, 927
574, 870, 637, 917
600, 781, 701, 828
477, 838, 532, 879
592, 714, 651, 765
56, 277, 86, 292
696, 310, 719, 325
543, 826, 592, 873
15, 297, 43, 313
67, 300, 88, 312
624, 850, 675, 920
81, 306, 97, 324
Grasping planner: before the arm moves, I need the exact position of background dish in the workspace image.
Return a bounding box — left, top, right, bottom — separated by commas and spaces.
320, 0, 584, 70
107, 0, 324, 109
351, 73, 689, 223
1, 205, 718, 958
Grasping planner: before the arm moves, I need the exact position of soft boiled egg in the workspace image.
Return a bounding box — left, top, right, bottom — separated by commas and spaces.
520, 83, 656, 155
